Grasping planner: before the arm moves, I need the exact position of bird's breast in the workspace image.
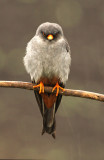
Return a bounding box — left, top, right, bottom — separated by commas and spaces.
24, 36, 71, 83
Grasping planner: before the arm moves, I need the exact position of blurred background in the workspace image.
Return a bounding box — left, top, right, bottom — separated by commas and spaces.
0, 0, 104, 159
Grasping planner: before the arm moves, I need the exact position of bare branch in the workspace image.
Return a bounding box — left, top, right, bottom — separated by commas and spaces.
0, 81, 104, 102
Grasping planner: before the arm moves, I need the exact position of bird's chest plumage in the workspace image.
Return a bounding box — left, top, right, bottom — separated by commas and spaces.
24, 37, 71, 83
34, 40, 68, 81
39, 45, 62, 77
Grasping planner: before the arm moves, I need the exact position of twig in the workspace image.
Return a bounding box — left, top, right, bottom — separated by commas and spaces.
0, 81, 104, 102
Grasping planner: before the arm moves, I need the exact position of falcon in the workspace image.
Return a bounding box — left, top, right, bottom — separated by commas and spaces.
23, 22, 71, 138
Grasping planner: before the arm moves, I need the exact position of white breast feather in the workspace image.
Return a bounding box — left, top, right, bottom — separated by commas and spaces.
23, 36, 71, 84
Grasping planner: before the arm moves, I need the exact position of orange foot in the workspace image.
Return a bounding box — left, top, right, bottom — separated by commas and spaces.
33, 82, 44, 94
52, 82, 65, 96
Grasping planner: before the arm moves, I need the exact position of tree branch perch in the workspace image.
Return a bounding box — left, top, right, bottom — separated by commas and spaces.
0, 81, 104, 102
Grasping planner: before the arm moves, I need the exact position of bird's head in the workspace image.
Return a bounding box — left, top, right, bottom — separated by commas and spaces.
36, 22, 63, 42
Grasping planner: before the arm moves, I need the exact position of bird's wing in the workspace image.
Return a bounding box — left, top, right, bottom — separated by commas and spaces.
34, 90, 43, 116
55, 39, 69, 112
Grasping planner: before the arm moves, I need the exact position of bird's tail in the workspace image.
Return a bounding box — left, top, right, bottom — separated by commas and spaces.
42, 103, 56, 139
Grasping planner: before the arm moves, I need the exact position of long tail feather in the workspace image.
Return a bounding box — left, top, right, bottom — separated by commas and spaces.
42, 103, 56, 136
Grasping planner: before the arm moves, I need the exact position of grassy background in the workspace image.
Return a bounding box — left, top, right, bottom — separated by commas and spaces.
0, 0, 104, 159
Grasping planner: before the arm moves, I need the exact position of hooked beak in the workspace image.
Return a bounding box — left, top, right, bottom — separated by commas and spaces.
47, 34, 54, 40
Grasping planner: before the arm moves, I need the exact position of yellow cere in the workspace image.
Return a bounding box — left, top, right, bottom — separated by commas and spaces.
47, 34, 54, 40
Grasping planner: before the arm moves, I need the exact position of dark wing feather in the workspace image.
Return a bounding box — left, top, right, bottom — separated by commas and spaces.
32, 81, 43, 116
55, 95, 62, 113
34, 90, 43, 116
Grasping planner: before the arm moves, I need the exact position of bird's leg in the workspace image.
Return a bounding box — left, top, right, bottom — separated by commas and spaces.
52, 82, 65, 96
33, 81, 44, 94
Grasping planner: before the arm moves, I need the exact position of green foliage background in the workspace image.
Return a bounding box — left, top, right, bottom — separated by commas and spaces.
0, 0, 104, 159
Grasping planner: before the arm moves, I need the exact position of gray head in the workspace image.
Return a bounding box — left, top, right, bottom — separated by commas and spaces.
36, 22, 64, 41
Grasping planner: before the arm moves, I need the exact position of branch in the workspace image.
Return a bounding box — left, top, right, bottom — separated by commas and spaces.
0, 81, 104, 102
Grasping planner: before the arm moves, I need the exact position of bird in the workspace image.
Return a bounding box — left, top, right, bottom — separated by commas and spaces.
23, 22, 71, 139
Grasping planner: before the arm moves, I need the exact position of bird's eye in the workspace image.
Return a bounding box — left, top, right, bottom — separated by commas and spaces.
42, 32, 46, 37
55, 33, 58, 37
55, 32, 59, 37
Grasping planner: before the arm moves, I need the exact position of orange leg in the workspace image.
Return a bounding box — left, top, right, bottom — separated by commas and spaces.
52, 82, 65, 96
33, 82, 44, 94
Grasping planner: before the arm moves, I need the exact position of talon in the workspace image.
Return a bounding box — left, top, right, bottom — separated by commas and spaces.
33, 82, 44, 94
52, 82, 65, 96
